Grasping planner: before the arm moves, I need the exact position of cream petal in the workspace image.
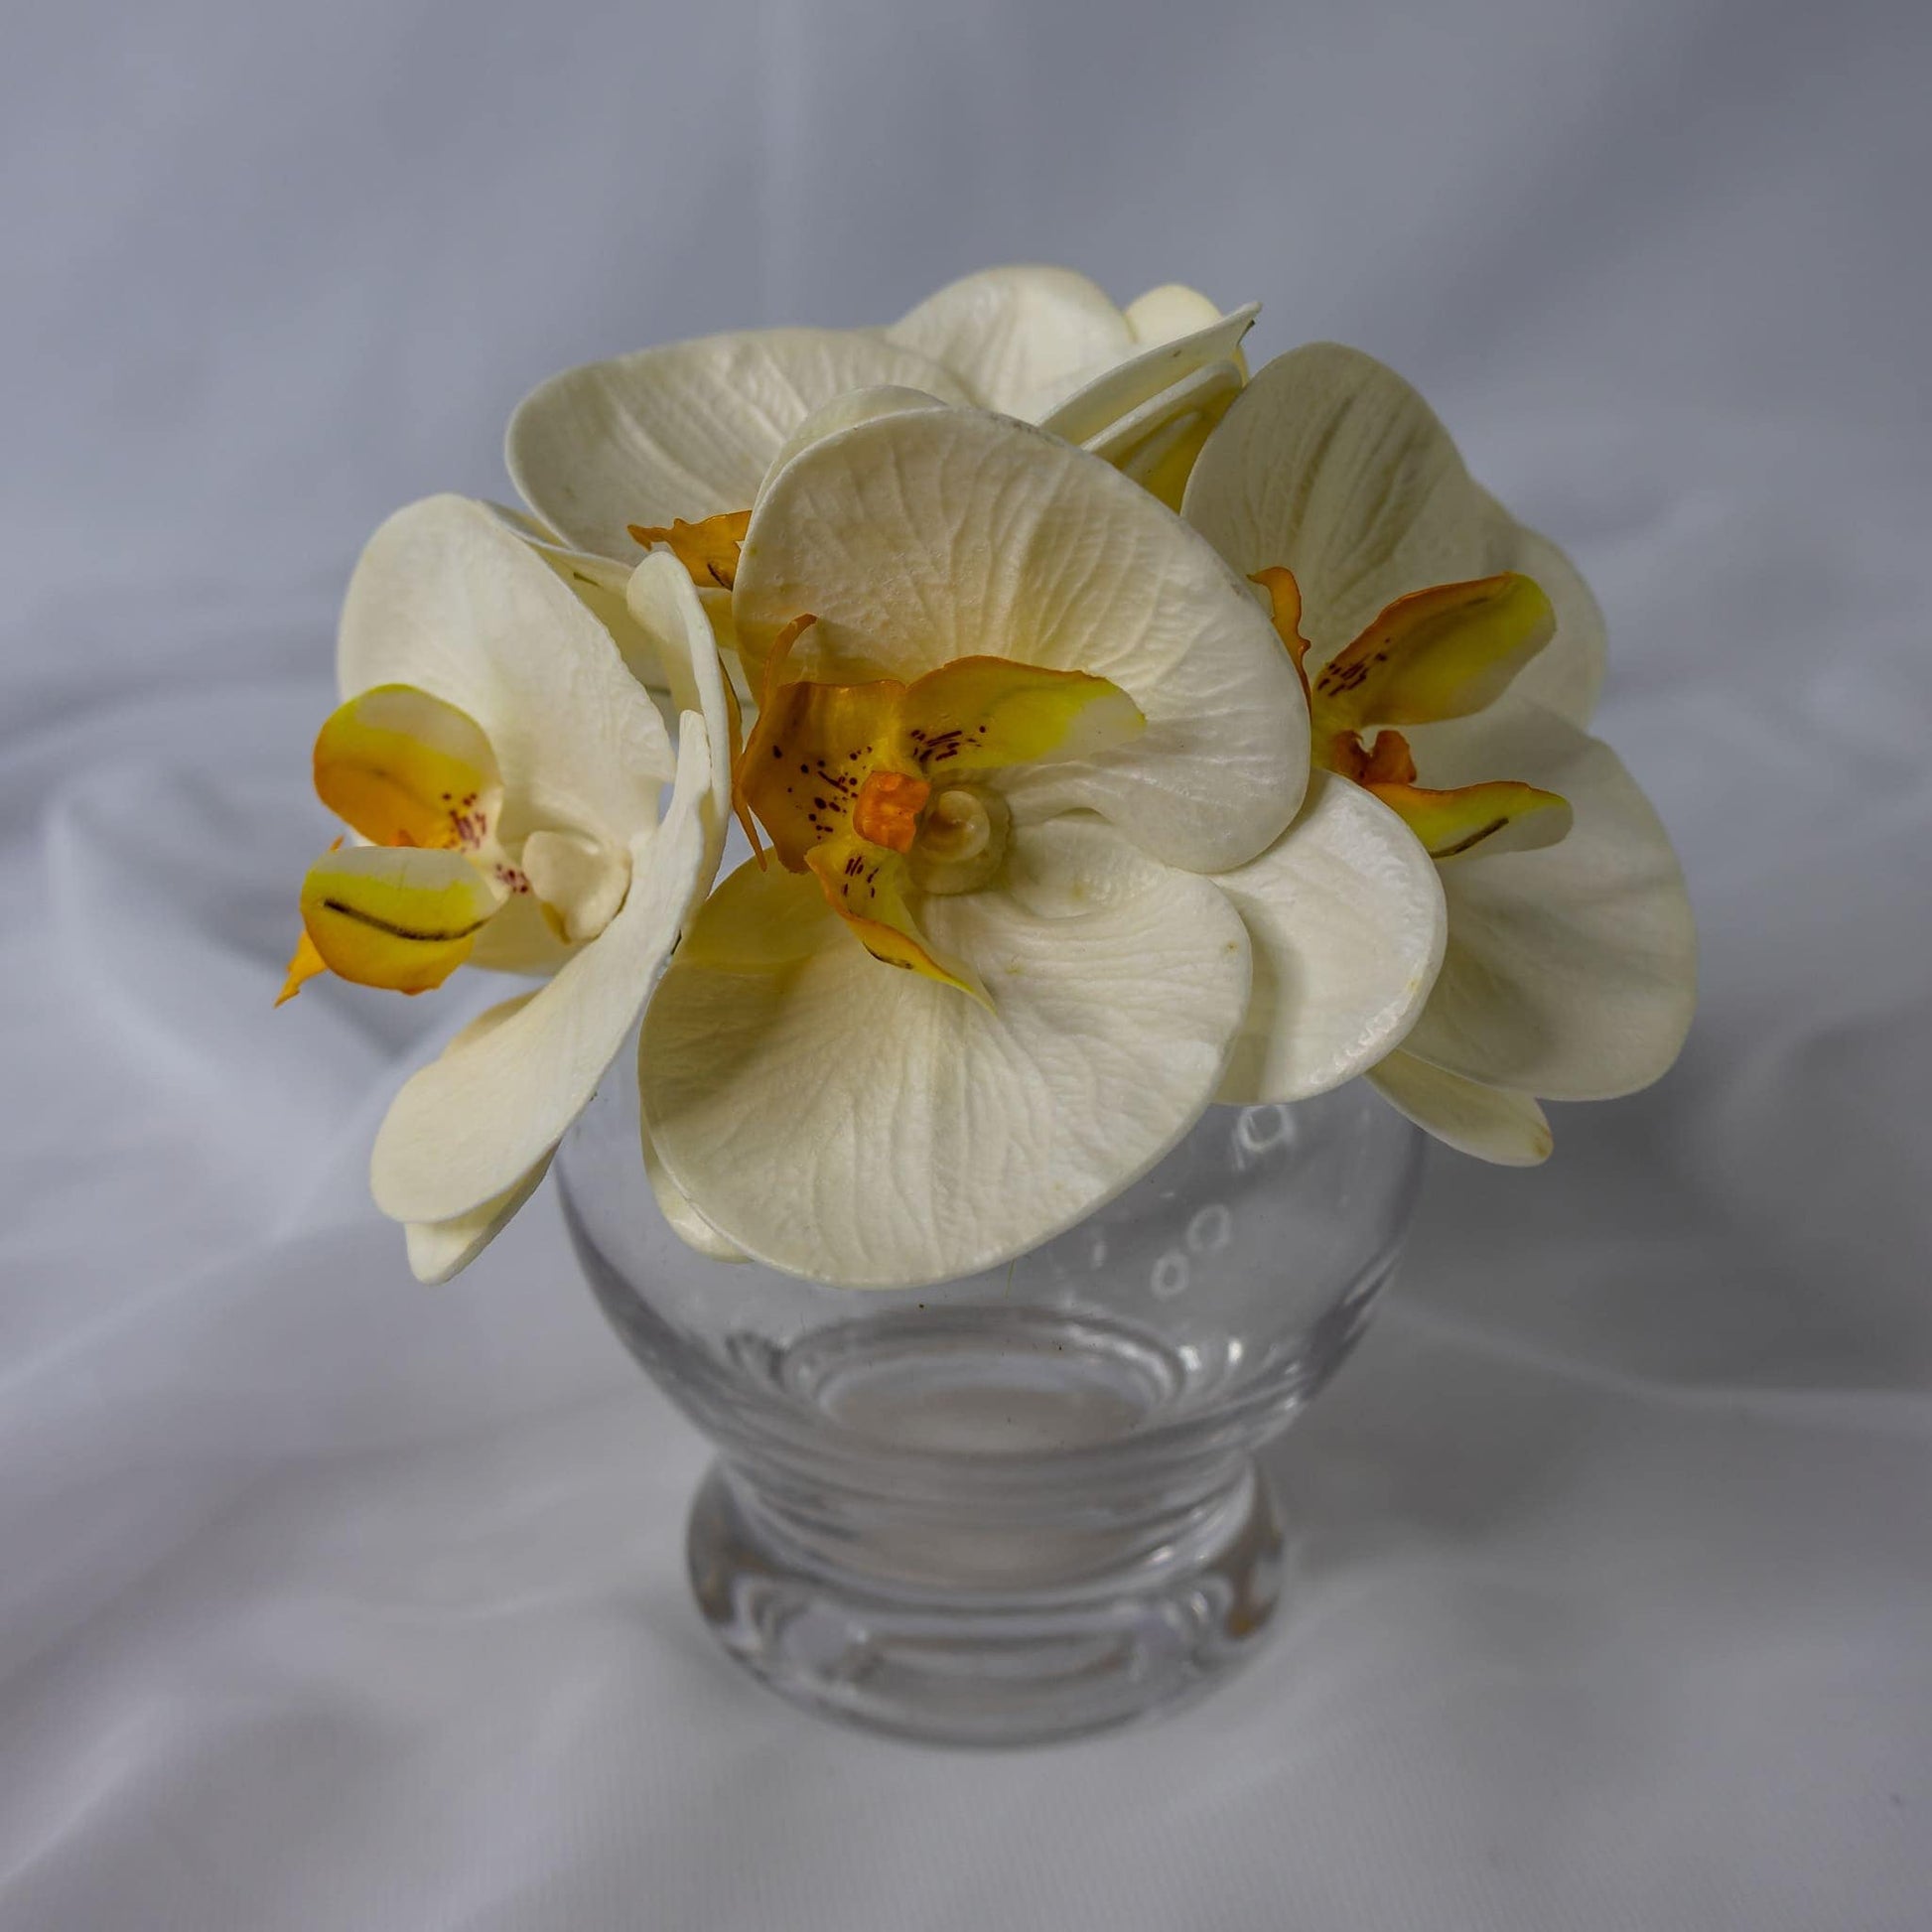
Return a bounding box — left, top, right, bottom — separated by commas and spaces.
404, 1153, 556, 1284
698, 585, 740, 665
391, 993, 552, 1279
505, 330, 972, 565
464, 893, 575, 978
885, 264, 1132, 415
759, 385, 953, 504
1080, 358, 1244, 469
482, 501, 670, 691
1114, 381, 1244, 514
371, 722, 714, 1223
1486, 506, 1605, 729
1213, 774, 1447, 1103
1124, 283, 1228, 347
640, 815, 1251, 1290
1181, 345, 1604, 727
1039, 304, 1257, 453
519, 829, 629, 943
623, 553, 734, 885
1367, 1051, 1552, 1166
735, 407, 1307, 875
338, 496, 675, 853
1397, 698, 1696, 1100
640, 1116, 747, 1263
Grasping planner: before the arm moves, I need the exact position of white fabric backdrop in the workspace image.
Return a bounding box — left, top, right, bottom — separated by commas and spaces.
4, 2, 1930, 1926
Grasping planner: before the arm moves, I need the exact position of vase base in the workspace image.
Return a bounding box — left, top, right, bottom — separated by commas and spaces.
686, 1457, 1288, 1748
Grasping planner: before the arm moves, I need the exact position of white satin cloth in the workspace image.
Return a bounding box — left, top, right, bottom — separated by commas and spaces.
4, 2, 1929, 1926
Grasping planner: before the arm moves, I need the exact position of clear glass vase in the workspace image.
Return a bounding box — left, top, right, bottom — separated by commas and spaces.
559, 1067, 1423, 1747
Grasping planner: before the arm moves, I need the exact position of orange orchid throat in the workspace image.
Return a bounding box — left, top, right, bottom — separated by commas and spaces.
851, 769, 930, 852
1253, 565, 1575, 863
734, 629, 1145, 994
627, 508, 753, 590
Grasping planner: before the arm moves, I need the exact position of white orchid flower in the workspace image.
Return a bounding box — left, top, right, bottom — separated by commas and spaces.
278, 495, 727, 1280
502, 267, 1257, 624
887, 264, 1259, 508
1182, 345, 1697, 1163
636, 408, 1446, 1290
505, 327, 974, 581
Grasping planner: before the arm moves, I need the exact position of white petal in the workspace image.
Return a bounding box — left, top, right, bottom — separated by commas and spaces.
1124, 283, 1228, 347
1213, 774, 1447, 1103
1486, 505, 1605, 729
640, 1117, 747, 1263
759, 385, 953, 504
404, 1153, 556, 1284
520, 829, 629, 943
697, 585, 739, 660
735, 407, 1307, 875
885, 264, 1132, 415
338, 496, 675, 854
1080, 358, 1244, 469
465, 893, 574, 978
624, 553, 734, 885
1398, 698, 1697, 1100
482, 500, 670, 690
1039, 304, 1257, 453
371, 721, 714, 1223
640, 815, 1251, 1290
1181, 345, 1604, 726
505, 330, 972, 565
1367, 1051, 1552, 1165
387, 993, 553, 1279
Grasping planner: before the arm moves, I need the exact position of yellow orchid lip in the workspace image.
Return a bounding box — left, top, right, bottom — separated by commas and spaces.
313, 684, 503, 854
1367, 778, 1574, 860
735, 645, 1145, 991
1255, 563, 1575, 863
1311, 571, 1557, 732
805, 832, 985, 998
318, 894, 496, 943
281, 679, 629, 1005
297, 843, 509, 997
278, 686, 515, 1004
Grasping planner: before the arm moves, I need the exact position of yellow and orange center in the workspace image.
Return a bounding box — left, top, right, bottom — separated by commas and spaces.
733, 641, 1145, 993
851, 769, 931, 854
1251, 566, 1575, 864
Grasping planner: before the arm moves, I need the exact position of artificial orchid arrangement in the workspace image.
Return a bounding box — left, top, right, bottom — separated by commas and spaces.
280, 266, 1696, 1289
